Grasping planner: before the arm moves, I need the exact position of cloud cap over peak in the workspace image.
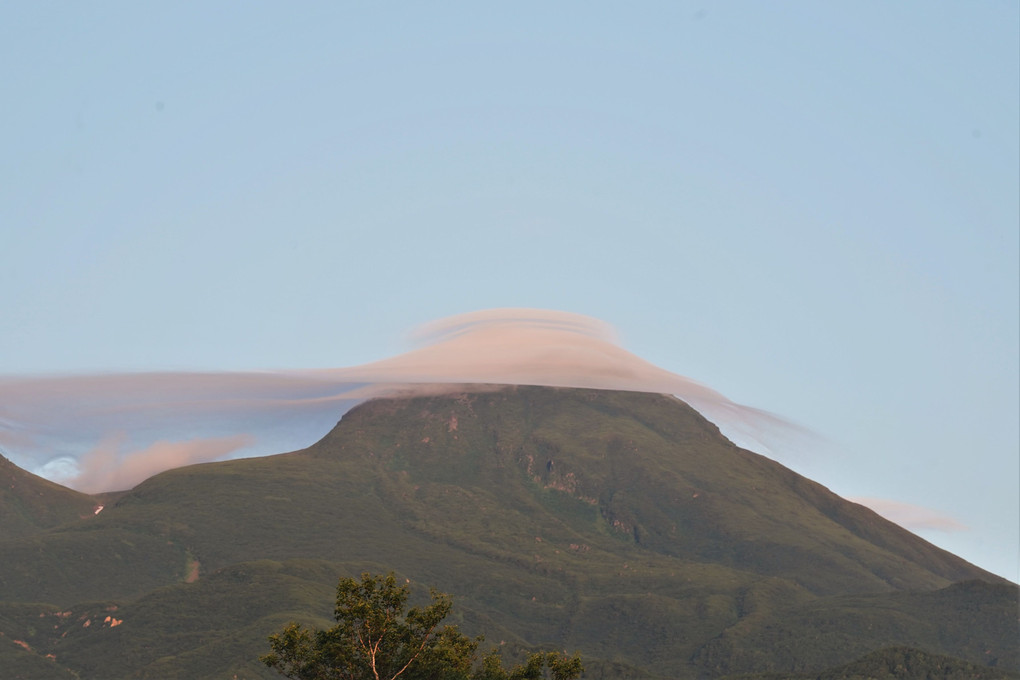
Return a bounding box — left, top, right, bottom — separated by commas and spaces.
0, 308, 795, 492
320, 308, 726, 399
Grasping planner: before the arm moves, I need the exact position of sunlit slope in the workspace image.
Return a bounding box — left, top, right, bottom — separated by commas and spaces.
311, 386, 998, 594
0, 386, 1014, 679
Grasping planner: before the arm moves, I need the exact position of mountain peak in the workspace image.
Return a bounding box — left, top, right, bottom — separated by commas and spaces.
316, 385, 1000, 594
0, 385, 1013, 678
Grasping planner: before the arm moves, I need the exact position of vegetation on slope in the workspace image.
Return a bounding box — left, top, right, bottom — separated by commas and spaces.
0, 452, 98, 537
262, 571, 583, 680
725, 646, 1020, 679
0, 386, 1013, 679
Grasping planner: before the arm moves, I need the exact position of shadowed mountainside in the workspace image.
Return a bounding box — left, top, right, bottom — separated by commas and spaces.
0, 386, 1015, 679
0, 452, 98, 537
723, 645, 1019, 680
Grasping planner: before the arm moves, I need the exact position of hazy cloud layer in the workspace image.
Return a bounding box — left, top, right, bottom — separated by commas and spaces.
69, 434, 255, 494
0, 309, 800, 492
851, 497, 967, 533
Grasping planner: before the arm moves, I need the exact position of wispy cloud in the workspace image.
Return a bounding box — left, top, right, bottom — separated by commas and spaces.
0, 308, 801, 492
69, 434, 255, 494
850, 496, 968, 533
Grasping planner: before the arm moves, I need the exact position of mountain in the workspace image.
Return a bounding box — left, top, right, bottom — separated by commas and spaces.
726, 646, 1019, 680
0, 451, 98, 537
0, 386, 1015, 679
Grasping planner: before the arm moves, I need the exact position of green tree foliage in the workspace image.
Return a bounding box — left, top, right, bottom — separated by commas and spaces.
473, 650, 584, 680
261, 572, 582, 680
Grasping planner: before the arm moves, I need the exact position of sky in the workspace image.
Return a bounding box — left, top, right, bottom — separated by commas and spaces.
1, 2, 1017, 580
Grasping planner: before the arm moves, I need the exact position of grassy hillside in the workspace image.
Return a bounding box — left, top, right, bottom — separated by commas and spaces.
695, 579, 1019, 675
0, 386, 1014, 679
317, 387, 998, 593
0, 453, 98, 538
725, 646, 1020, 679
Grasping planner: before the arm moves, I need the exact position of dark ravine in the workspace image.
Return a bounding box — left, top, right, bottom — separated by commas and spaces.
0, 386, 1015, 679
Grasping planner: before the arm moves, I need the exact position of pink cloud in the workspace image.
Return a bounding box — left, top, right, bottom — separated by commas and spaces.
850, 496, 968, 532
1, 308, 803, 491
69, 434, 255, 494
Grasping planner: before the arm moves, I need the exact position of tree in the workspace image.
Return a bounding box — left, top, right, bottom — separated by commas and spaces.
261, 572, 582, 680
473, 650, 584, 680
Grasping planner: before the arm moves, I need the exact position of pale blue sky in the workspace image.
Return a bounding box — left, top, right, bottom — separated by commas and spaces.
1, 2, 1017, 579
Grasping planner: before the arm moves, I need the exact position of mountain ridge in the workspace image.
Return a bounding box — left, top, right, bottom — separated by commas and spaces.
319, 386, 1001, 591
0, 450, 99, 537
0, 385, 1014, 679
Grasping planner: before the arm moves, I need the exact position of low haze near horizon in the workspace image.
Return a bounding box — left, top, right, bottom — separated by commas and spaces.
1, 3, 1017, 580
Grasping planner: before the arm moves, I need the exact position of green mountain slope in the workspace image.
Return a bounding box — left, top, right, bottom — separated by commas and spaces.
0, 452, 98, 538
314, 387, 997, 593
0, 386, 1014, 679
697, 579, 1018, 676
726, 646, 1019, 680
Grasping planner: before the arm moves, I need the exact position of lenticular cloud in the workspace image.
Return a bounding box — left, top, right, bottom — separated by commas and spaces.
316, 308, 729, 396
0, 309, 792, 492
